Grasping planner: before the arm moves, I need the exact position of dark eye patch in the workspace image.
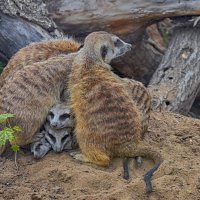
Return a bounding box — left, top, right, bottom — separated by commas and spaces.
59, 113, 70, 121
114, 39, 122, 47
49, 111, 54, 118
61, 134, 69, 143
48, 133, 56, 143
35, 143, 42, 151
101, 45, 108, 60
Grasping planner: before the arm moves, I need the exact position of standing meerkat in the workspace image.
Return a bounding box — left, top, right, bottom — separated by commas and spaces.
0, 53, 77, 155
0, 38, 81, 88
69, 31, 162, 193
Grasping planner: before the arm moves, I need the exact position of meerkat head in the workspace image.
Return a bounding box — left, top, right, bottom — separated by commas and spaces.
83, 31, 132, 64
47, 103, 73, 129
44, 127, 72, 153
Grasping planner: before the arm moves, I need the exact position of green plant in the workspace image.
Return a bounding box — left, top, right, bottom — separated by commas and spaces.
0, 113, 21, 153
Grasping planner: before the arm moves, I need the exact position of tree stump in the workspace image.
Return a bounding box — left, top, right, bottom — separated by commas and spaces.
148, 24, 200, 115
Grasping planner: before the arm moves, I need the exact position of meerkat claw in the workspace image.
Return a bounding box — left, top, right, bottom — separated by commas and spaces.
70, 151, 90, 163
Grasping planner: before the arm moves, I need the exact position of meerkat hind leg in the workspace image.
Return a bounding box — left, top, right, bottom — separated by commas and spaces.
123, 156, 143, 180
123, 157, 130, 180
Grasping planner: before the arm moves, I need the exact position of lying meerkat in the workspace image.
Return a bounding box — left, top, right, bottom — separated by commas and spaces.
31, 103, 78, 159
0, 53, 77, 155
0, 38, 81, 88
69, 31, 162, 193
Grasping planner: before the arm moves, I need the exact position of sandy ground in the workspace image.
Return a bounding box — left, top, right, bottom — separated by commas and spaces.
0, 111, 200, 200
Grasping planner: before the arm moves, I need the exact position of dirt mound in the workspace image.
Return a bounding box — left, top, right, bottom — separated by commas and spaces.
0, 111, 200, 200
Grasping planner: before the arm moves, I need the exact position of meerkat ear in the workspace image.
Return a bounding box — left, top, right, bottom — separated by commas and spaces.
100, 45, 108, 60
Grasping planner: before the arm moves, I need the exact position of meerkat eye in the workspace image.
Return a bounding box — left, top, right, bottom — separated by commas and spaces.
49, 111, 54, 118
35, 143, 42, 151
59, 113, 70, 121
114, 39, 122, 47
61, 134, 69, 143
100, 45, 108, 60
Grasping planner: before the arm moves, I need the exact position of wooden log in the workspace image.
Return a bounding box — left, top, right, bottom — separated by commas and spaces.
44, 0, 200, 83
148, 24, 200, 114
45, 0, 200, 37
0, 13, 52, 60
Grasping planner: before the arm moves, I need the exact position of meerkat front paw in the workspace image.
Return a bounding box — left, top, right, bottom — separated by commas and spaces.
70, 151, 89, 163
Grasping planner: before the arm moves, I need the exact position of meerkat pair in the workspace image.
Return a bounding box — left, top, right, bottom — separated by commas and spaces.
31, 103, 78, 159
69, 31, 162, 193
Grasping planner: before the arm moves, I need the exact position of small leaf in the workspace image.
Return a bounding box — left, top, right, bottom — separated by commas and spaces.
0, 113, 15, 123
0, 127, 15, 146
12, 126, 22, 132
11, 144, 20, 152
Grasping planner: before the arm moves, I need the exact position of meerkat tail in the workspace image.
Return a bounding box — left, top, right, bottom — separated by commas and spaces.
135, 144, 163, 193
121, 142, 162, 193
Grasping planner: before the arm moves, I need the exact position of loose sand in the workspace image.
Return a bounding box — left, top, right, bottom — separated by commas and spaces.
0, 111, 200, 200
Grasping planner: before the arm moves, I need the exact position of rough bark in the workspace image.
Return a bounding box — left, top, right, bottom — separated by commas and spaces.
148, 25, 200, 114
44, 0, 200, 83
44, 0, 200, 37
0, 0, 61, 36
0, 13, 52, 60
0, 0, 64, 61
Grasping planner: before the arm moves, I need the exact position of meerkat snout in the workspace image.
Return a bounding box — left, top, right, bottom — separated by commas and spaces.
101, 36, 132, 63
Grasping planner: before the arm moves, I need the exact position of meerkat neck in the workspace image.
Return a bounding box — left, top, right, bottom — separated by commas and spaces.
77, 48, 112, 71
80, 46, 104, 65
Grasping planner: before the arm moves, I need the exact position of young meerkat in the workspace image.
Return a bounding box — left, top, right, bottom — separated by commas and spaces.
0, 53, 77, 155
31, 103, 78, 159
69, 31, 162, 193
0, 38, 81, 88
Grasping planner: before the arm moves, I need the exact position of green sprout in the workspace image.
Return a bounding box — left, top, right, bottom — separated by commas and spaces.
0, 113, 21, 153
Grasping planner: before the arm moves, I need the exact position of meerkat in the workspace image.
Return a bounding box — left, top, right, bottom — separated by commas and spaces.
31, 103, 78, 158
31, 103, 77, 158
0, 38, 81, 88
30, 130, 52, 159
0, 53, 77, 155
69, 31, 162, 193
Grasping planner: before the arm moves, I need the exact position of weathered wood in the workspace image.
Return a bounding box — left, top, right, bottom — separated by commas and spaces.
45, 0, 200, 37
148, 26, 200, 114
0, 0, 61, 36
43, 0, 200, 83
0, 0, 64, 62
0, 13, 52, 60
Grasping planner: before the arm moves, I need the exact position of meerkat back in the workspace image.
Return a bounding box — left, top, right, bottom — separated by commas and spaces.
0, 38, 81, 88
122, 78, 151, 134
0, 53, 76, 151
